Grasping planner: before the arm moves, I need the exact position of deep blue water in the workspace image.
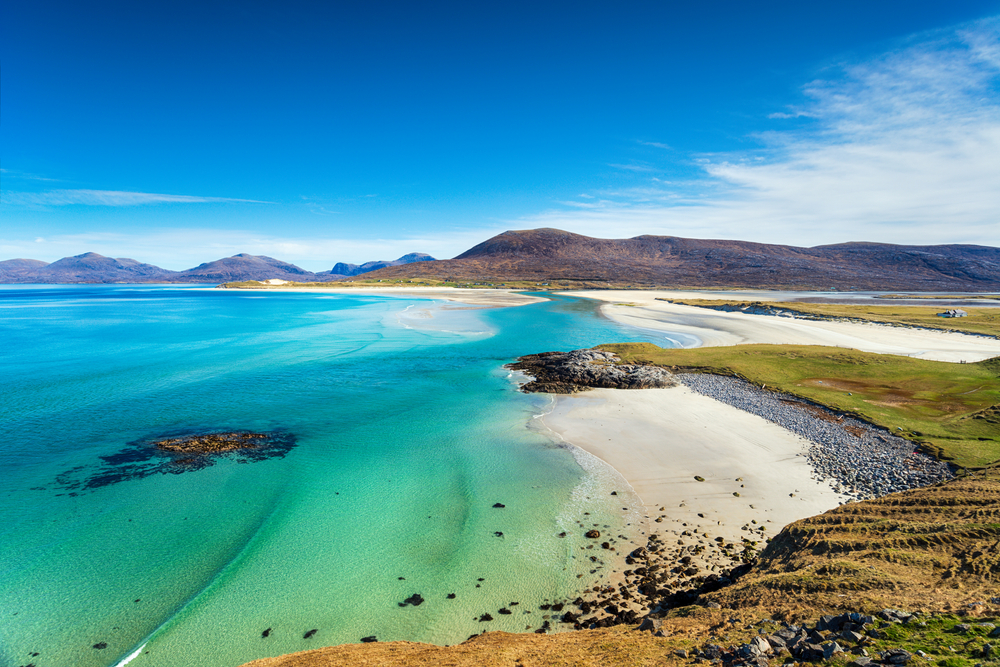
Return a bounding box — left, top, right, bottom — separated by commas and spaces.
0, 286, 678, 667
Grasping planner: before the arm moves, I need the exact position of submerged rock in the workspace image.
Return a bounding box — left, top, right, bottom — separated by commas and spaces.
154, 432, 268, 454
53, 430, 297, 493
399, 593, 425, 607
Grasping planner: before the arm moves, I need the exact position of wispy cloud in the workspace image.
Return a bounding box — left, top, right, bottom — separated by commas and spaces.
2, 189, 273, 206
608, 163, 657, 172
522, 17, 1000, 247
0, 168, 61, 182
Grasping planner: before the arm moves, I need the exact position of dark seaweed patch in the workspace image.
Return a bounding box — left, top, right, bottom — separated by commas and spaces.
53, 430, 296, 494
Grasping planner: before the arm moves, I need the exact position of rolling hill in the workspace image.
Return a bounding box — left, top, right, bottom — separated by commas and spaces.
362, 228, 1000, 291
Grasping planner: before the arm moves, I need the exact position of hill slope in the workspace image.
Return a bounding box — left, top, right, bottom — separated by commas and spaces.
329, 252, 435, 277
175, 254, 331, 283
364, 228, 1000, 291
0, 252, 429, 284
1, 252, 178, 283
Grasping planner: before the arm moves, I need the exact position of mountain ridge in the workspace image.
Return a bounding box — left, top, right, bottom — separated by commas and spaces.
0, 251, 434, 284
3, 229, 999, 289
367, 228, 1000, 291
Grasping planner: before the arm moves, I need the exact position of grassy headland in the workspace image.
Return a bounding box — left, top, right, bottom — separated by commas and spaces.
662, 299, 1000, 339
598, 343, 1000, 468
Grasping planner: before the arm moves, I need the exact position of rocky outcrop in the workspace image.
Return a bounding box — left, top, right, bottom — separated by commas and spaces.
506, 348, 675, 394
153, 431, 272, 454
52, 430, 297, 493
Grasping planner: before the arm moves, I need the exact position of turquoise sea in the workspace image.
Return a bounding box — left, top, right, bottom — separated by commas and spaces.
0, 286, 679, 667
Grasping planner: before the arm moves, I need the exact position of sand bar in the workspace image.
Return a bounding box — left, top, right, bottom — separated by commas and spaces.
224, 286, 548, 307
543, 386, 851, 546
562, 289, 1000, 362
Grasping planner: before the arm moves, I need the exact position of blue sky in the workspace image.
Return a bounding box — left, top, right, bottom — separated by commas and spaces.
3, 1, 1000, 270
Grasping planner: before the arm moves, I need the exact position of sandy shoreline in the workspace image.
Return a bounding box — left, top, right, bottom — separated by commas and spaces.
562, 289, 1000, 363
224, 286, 548, 307
537, 288, 995, 550
542, 385, 851, 547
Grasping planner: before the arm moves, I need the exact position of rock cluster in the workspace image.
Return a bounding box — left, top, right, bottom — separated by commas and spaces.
154, 431, 270, 454
524, 529, 754, 633
680, 609, 930, 667
677, 374, 953, 500
507, 348, 675, 394
53, 429, 297, 493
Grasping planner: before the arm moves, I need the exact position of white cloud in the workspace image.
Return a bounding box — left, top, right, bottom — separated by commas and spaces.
637, 141, 672, 150
2, 189, 273, 206
608, 163, 657, 172
0, 168, 60, 182
521, 18, 1000, 247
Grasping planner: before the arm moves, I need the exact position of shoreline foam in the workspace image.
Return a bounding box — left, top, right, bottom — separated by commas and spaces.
219, 286, 548, 307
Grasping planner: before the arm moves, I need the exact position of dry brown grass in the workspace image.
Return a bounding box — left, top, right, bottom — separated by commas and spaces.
239, 626, 697, 667
708, 468, 1000, 619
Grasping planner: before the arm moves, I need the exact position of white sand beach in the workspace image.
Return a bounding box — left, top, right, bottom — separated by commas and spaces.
562, 290, 1000, 363
543, 386, 850, 546
535, 289, 999, 546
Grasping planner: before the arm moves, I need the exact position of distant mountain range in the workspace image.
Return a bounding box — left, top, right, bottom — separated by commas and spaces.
4, 228, 999, 290
0, 252, 435, 284
331, 253, 435, 276
362, 228, 1000, 291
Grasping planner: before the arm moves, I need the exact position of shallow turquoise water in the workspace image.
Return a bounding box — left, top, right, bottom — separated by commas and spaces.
0, 286, 678, 667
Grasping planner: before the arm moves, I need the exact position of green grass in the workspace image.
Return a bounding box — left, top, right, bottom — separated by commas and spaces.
870, 614, 999, 664
598, 342, 1000, 468
664, 300, 1000, 339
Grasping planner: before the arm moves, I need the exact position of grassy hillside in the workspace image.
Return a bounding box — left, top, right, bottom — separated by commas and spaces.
599, 343, 1000, 468
711, 467, 1000, 614
665, 300, 1000, 339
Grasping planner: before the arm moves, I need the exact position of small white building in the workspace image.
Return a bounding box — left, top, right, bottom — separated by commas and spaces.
937, 309, 968, 318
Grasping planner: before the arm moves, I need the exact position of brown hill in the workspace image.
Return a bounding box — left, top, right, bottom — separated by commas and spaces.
330, 252, 436, 277
174, 253, 336, 283
0, 258, 51, 281
363, 228, 1000, 290
6, 252, 178, 283
0, 252, 433, 284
